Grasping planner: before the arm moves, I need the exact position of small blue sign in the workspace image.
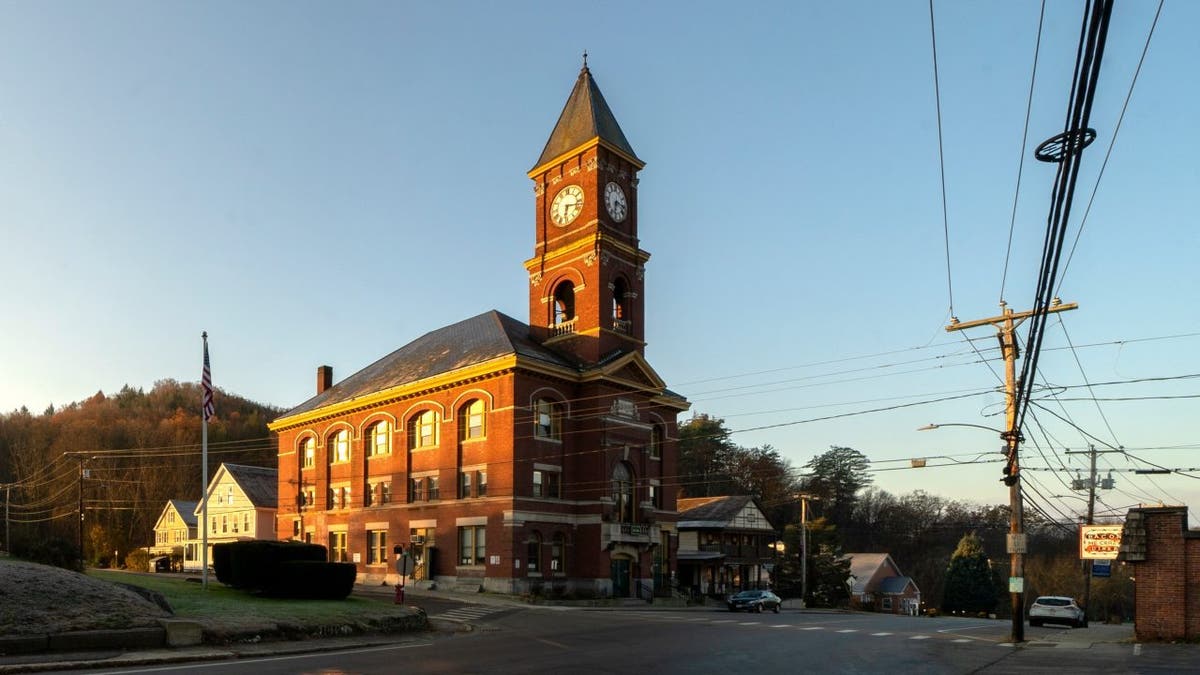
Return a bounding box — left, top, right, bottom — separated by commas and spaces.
1092, 560, 1112, 578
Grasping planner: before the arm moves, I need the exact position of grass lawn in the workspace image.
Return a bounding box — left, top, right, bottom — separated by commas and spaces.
89, 570, 421, 638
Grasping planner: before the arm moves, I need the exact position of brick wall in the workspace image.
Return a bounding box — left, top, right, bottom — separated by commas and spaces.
1124, 507, 1198, 641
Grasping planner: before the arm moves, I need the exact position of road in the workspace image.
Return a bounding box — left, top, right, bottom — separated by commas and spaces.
59, 601, 1197, 675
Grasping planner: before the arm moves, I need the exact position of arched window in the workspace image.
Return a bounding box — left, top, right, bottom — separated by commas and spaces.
649, 424, 664, 459
553, 281, 575, 326
526, 532, 542, 574
369, 421, 390, 456
300, 437, 315, 469
551, 533, 565, 573
460, 399, 485, 440
409, 410, 439, 450
612, 462, 634, 524
534, 398, 560, 440
612, 277, 630, 327
329, 429, 350, 464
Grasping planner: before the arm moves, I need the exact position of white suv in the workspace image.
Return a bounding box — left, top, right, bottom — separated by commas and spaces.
1029, 596, 1086, 628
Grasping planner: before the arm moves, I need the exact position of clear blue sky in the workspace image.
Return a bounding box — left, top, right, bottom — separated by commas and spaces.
2, 1, 1197, 524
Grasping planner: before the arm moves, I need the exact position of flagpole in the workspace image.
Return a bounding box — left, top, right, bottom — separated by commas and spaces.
201, 332, 211, 590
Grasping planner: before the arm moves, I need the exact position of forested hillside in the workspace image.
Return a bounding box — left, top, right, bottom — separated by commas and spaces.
0, 380, 279, 565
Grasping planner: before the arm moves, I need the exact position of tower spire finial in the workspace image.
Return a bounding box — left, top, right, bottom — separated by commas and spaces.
582, 49, 588, 70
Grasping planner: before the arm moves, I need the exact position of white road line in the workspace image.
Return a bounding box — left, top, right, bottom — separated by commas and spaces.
770, 625, 790, 628
801, 626, 825, 631
937, 624, 992, 633
738, 622, 761, 626
910, 635, 931, 640
871, 632, 892, 636
1133, 644, 1143, 656
711, 620, 738, 624
837, 629, 858, 633
953, 639, 973, 643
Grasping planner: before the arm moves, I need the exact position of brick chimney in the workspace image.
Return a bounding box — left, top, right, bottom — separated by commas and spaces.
317, 365, 333, 394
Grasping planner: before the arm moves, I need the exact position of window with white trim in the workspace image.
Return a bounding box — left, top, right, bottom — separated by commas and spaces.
459, 525, 486, 566
409, 411, 439, 450
329, 429, 350, 464
369, 421, 390, 456
301, 437, 315, 468
367, 530, 388, 565
534, 399, 561, 440
460, 399, 485, 440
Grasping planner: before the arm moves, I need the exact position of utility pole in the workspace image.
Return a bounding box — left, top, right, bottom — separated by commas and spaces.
1065, 444, 1118, 627
797, 494, 818, 609
77, 456, 86, 569
946, 299, 1077, 643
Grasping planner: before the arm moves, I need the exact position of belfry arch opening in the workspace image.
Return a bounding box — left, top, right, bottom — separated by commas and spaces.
552, 281, 575, 327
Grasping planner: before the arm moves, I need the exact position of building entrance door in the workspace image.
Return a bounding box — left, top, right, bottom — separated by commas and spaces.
611, 558, 631, 598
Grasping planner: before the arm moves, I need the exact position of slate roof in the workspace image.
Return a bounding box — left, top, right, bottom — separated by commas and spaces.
677, 496, 752, 524
532, 63, 641, 170
280, 311, 576, 419
223, 463, 278, 509
878, 576, 918, 595
168, 500, 198, 527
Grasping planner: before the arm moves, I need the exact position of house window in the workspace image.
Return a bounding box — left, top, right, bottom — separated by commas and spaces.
368, 530, 388, 565
476, 470, 487, 497
882, 597, 893, 611
649, 424, 663, 460
613, 462, 633, 524
459, 471, 472, 499
649, 482, 661, 509
329, 531, 348, 563
460, 399, 485, 440
211, 516, 217, 534
369, 421, 390, 456
232, 515, 239, 533
293, 520, 301, 538
330, 429, 350, 464
459, 525, 486, 566
427, 476, 440, 500
527, 534, 541, 573
168, 511, 175, 523
534, 399, 561, 440
551, 533, 565, 573
409, 411, 439, 450
410, 477, 425, 502
380, 481, 391, 504
304, 488, 315, 508
533, 470, 560, 499
301, 437, 315, 468
221, 515, 228, 533
365, 482, 375, 507
227, 487, 234, 504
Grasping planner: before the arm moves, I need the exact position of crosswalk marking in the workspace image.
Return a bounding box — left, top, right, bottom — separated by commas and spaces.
434, 605, 509, 622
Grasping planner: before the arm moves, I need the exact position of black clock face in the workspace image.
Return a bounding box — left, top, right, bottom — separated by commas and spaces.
605, 182, 627, 222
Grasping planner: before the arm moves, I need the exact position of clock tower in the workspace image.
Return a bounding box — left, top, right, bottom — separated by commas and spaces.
525, 60, 649, 365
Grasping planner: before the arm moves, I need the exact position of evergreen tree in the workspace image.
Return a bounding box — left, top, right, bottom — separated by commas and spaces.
942, 531, 1001, 614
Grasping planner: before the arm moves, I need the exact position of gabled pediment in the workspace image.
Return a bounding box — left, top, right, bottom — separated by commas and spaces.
584, 351, 666, 390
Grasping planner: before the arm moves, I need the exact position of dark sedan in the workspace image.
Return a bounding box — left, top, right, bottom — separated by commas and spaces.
727, 590, 782, 613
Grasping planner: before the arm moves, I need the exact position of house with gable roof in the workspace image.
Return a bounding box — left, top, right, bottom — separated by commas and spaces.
150, 499, 198, 569
192, 463, 278, 569
676, 496, 778, 597
846, 552, 921, 615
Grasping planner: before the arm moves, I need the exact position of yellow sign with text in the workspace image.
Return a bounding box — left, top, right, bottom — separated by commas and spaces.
1079, 525, 1123, 560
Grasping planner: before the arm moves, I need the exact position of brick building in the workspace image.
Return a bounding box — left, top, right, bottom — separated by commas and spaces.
1118, 506, 1200, 641
269, 62, 689, 598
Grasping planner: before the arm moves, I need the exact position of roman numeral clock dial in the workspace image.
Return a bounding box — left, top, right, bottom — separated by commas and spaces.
550, 185, 584, 226
604, 182, 627, 222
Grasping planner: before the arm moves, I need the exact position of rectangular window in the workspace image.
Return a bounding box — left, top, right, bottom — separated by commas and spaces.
343, 486, 351, 509
232, 516, 239, 533
243, 513, 251, 533
380, 481, 391, 504
649, 483, 661, 509
293, 520, 301, 538
476, 470, 487, 497
533, 470, 561, 498
329, 531, 348, 563
428, 476, 440, 500
221, 515, 228, 533
365, 482, 375, 507
368, 530, 388, 565
303, 444, 315, 468
211, 516, 217, 533
410, 477, 425, 502
459, 471, 471, 499
459, 525, 486, 566
551, 536, 564, 572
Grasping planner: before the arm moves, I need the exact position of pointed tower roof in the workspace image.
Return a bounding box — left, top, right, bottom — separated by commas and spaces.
531, 59, 642, 173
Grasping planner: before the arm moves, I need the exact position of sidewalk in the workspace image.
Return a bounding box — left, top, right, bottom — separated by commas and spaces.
1032, 622, 1135, 648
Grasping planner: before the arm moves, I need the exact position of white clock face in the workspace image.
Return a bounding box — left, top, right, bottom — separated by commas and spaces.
604, 182, 627, 222
550, 185, 584, 226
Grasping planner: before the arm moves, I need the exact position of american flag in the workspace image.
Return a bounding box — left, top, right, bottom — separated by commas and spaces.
202, 335, 215, 422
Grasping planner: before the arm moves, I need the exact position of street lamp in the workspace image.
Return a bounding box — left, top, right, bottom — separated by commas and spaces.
919, 421, 1026, 643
